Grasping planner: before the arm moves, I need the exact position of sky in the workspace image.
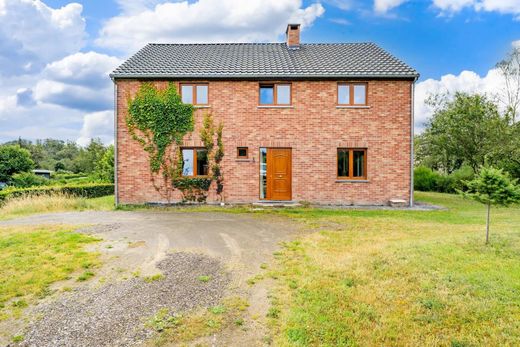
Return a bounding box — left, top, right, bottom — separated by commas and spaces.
0, 0, 519, 145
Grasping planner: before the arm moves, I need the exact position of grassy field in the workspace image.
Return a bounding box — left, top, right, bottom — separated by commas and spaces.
0, 225, 100, 320
264, 192, 520, 346
0, 194, 114, 221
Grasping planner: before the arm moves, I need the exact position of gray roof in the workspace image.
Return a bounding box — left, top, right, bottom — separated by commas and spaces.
111, 42, 418, 79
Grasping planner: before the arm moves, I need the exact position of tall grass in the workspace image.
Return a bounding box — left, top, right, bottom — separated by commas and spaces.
0, 194, 114, 220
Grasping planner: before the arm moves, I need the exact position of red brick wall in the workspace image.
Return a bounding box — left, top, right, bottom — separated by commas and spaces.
115, 79, 413, 205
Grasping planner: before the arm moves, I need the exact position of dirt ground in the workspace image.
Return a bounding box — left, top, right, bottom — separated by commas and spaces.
0, 210, 299, 346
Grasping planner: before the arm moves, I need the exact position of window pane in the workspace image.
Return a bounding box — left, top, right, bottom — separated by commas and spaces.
182, 149, 194, 176
353, 85, 366, 105
260, 86, 274, 104
238, 147, 248, 158
196, 85, 208, 104
353, 150, 365, 177
260, 148, 267, 199
338, 85, 350, 104
337, 150, 349, 177
277, 85, 291, 105
181, 85, 193, 104
196, 149, 208, 176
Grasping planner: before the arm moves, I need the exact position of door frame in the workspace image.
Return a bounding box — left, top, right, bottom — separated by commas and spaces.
260, 147, 292, 201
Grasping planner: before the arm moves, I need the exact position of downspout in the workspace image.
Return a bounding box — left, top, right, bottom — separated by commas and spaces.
410, 78, 417, 207
113, 79, 119, 207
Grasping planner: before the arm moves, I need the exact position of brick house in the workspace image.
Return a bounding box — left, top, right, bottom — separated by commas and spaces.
111, 24, 419, 206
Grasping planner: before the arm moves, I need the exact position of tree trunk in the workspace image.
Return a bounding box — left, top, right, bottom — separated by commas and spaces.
486, 203, 491, 244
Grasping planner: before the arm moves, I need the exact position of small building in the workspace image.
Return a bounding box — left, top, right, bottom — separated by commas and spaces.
111, 24, 419, 206
32, 169, 52, 179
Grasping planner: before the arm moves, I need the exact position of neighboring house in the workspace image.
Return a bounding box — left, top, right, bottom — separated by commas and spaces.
32, 169, 52, 179
111, 24, 419, 206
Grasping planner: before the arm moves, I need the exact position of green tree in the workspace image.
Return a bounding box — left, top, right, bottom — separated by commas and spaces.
461, 167, 520, 244
95, 145, 114, 182
0, 145, 34, 182
418, 93, 509, 173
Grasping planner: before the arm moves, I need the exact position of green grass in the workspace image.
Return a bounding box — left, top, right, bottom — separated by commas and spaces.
0, 194, 114, 221
264, 192, 520, 346
0, 225, 100, 320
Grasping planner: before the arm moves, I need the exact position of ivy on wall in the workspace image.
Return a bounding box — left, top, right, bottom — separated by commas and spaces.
126, 82, 194, 202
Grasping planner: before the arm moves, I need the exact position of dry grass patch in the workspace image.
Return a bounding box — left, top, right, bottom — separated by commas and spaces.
0, 194, 114, 220
0, 225, 101, 320
265, 192, 520, 346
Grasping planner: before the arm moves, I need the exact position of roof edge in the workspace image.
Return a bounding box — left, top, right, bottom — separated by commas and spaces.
110, 72, 419, 80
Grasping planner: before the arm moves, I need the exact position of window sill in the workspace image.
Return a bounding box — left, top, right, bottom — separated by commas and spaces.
194, 105, 211, 109
336, 106, 370, 109
257, 105, 294, 109
236, 158, 252, 162
336, 179, 369, 183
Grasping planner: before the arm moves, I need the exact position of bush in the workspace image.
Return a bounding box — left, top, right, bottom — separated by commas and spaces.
0, 145, 34, 182
0, 183, 114, 205
414, 166, 441, 191
10, 172, 49, 188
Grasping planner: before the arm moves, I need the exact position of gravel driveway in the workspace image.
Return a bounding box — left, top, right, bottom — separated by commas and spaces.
1, 210, 296, 346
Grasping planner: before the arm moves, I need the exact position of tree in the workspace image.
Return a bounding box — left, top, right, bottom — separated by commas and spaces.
95, 145, 114, 182
0, 145, 34, 182
126, 82, 194, 202
461, 167, 520, 244
496, 47, 520, 123
418, 93, 509, 173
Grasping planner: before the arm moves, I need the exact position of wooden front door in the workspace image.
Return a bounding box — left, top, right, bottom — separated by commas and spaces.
267, 148, 292, 200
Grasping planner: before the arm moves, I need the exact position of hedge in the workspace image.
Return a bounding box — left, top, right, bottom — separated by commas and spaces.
0, 183, 114, 204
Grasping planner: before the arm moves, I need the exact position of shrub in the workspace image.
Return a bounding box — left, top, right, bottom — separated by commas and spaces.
0, 145, 34, 182
10, 172, 48, 188
0, 183, 114, 205
414, 166, 441, 191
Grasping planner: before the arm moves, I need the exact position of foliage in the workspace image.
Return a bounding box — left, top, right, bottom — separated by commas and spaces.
173, 177, 212, 203
1, 138, 111, 174
10, 172, 48, 188
462, 167, 520, 207
0, 183, 114, 204
126, 82, 194, 201
414, 165, 474, 193
0, 225, 100, 320
496, 46, 520, 123
213, 122, 224, 199
416, 93, 509, 173
0, 145, 34, 182
414, 166, 440, 191
95, 145, 114, 183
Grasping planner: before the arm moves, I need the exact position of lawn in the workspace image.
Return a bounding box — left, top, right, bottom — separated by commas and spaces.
265, 192, 520, 346
0, 225, 100, 320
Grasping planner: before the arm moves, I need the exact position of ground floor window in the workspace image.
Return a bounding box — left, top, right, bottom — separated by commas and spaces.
337, 148, 367, 179
181, 148, 208, 176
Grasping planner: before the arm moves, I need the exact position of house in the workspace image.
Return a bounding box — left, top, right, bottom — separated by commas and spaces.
110, 24, 419, 206
32, 169, 52, 179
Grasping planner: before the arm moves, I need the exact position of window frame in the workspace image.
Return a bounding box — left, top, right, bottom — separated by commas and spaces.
237, 147, 249, 159
337, 148, 367, 180
337, 82, 368, 106
180, 83, 209, 106
258, 83, 292, 106
181, 147, 209, 177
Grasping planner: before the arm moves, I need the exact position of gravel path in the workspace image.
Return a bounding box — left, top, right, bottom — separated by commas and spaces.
17, 252, 229, 347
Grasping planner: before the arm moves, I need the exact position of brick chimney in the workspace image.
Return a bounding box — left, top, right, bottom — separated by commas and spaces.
286, 24, 301, 49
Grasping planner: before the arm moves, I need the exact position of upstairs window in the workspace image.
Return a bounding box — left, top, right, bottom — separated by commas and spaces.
181, 84, 208, 105
259, 83, 291, 105
338, 83, 367, 106
337, 148, 367, 179
181, 148, 208, 176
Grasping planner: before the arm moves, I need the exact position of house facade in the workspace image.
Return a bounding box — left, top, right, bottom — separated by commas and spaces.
111, 24, 418, 206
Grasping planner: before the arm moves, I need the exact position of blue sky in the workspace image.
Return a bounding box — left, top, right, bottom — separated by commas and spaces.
0, 0, 519, 144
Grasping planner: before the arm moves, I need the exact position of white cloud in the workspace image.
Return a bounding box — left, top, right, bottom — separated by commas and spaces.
374, 0, 408, 14
96, 0, 325, 52
432, 0, 520, 17
0, 0, 86, 75
414, 68, 504, 131
77, 111, 114, 146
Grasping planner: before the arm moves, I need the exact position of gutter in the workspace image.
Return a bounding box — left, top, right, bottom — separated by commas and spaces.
109, 73, 420, 80
113, 81, 119, 207
410, 77, 417, 207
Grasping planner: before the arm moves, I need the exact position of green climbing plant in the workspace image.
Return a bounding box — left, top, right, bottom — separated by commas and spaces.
126, 82, 194, 202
